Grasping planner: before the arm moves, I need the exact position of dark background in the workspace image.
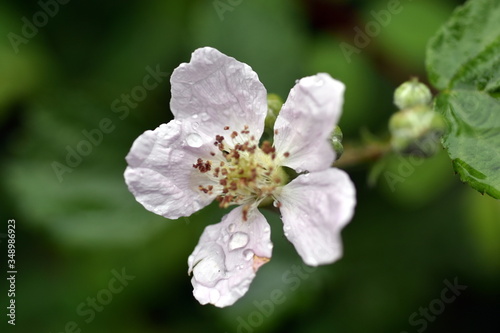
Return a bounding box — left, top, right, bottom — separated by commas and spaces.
1, 0, 499, 332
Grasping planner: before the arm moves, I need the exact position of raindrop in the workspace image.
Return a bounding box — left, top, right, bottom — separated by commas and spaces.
192, 122, 200, 130
200, 113, 210, 121
284, 232, 289, 237
243, 249, 254, 260
192, 114, 199, 119
284, 225, 291, 231
264, 226, 270, 233
227, 224, 236, 232
186, 133, 203, 148
228, 232, 249, 251
273, 200, 279, 207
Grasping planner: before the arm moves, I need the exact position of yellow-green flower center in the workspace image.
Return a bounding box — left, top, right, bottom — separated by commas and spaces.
193, 125, 289, 220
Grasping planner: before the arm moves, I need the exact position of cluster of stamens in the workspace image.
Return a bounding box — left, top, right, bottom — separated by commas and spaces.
193, 125, 289, 220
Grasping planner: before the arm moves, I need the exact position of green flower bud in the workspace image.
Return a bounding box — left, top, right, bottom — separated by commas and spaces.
331, 125, 344, 160
265, 93, 283, 132
394, 78, 432, 110
389, 105, 446, 157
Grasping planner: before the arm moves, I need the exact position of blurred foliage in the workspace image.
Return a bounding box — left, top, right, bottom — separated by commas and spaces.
1, 0, 499, 332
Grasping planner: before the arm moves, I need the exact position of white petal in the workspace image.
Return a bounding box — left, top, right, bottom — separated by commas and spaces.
170, 47, 267, 145
273, 73, 345, 172
188, 206, 272, 307
124, 119, 219, 219
276, 168, 356, 266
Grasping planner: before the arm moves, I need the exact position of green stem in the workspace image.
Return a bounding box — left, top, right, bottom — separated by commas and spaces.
334, 141, 391, 168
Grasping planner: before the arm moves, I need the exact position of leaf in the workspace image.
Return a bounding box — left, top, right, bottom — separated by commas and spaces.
426, 0, 500, 199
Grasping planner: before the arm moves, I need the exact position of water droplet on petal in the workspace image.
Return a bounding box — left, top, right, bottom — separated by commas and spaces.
243, 249, 254, 260
200, 113, 210, 121
227, 224, 236, 232
192, 114, 199, 119
264, 226, 270, 233
192, 122, 200, 130
186, 133, 203, 148
284, 225, 291, 231
228, 232, 249, 251
284, 232, 289, 237
273, 200, 279, 207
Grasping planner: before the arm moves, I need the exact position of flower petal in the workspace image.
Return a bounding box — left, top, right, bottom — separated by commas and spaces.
171, 47, 268, 144
188, 206, 272, 307
124, 119, 219, 219
273, 73, 345, 172
276, 168, 356, 266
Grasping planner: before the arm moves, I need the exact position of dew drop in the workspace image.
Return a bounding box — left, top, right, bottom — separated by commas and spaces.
284, 225, 291, 231
273, 200, 279, 207
200, 113, 210, 121
228, 232, 249, 251
192, 122, 200, 130
264, 226, 270, 233
284, 232, 289, 237
227, 224, 236, 232
243, 249, 254, 260
186, 133, 203, 148
192, 114, 199, 119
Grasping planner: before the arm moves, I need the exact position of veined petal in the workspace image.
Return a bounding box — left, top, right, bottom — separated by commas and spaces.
188, 206, 273, 307
124, 119, 219, 219
274, 73, 345, 172
171, 47, 268, 145
276, 168, 356, 266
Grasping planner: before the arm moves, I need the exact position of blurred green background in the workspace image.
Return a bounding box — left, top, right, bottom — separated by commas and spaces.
1, 0, 499, 332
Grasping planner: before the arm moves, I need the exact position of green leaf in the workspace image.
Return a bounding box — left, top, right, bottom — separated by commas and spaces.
435, 91, 500, 198
426, 0, 500, 90
426, 0, 500, 199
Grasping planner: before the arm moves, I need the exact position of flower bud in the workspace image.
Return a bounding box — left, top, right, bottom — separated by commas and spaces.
331, 125, 344, 160
265, 94, 283, 132
394, 78, 432, 110
389, 105, 446, 157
